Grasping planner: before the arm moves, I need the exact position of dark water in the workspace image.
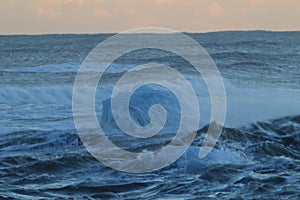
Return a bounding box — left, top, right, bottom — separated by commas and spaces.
0, 31, 300, 199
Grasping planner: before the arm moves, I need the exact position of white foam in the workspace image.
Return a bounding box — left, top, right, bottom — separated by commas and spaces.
183, 146, 251, 173
1, 78, 299, 128
4, 62, 139, 74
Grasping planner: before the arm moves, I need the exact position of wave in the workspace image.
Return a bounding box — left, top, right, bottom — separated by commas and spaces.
2, 62, 151, 74
1, 77, 300, 127
1, 114, 299, 200
2, 114, 299, 163
0, 86, 73, 105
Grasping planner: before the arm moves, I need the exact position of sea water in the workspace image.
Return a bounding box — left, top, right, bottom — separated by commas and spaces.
0, 31, 299, 199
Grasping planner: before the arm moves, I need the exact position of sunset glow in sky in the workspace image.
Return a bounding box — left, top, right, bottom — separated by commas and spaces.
1, 0, 299, 34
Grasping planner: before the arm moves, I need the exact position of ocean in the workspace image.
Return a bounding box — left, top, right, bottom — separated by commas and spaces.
0, 31, 300, 199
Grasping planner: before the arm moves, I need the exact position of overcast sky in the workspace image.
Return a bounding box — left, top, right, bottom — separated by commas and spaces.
1, 0, 299, 34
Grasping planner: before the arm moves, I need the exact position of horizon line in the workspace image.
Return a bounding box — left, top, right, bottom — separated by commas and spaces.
1, 29, 299, 36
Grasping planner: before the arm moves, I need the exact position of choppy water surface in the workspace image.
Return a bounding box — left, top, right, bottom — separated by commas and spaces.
0, 31, 300, 199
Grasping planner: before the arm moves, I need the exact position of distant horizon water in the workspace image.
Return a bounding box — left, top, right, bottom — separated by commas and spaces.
1, 29, 300, 36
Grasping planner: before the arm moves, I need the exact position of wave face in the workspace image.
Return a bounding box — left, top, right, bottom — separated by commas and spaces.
0, 31, 300, 199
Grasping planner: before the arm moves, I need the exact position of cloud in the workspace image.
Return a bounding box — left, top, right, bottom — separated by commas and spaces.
37, 0, 85, 6
0, 0, 299, 34
154, 0, 176, 5
249, 0, 265, 5
134, 16, 157, 27
33, 0, 86, 17
36, 6, 61, 18
209, 2, 225, 17
94, 8, 111, 18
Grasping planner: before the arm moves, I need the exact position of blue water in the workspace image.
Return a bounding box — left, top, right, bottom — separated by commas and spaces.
0, 31, 300, 199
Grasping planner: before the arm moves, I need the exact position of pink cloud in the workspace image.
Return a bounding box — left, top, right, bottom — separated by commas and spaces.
154, 0, 176, 5
94, 8, 111, 18
209, 2, 225, 17
36, 6, 61, 18
134, 16, 157, 27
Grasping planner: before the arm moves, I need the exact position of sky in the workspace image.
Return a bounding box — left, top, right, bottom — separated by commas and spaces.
0, 0, 299, 34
